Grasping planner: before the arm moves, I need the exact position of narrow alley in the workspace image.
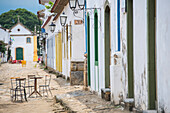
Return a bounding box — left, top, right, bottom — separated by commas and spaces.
0, 62, 129, 113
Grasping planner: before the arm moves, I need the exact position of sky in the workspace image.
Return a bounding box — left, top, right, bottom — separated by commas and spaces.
0, 0, 44, 15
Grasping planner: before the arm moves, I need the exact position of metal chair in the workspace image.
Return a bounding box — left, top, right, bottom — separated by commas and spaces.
14, 78, 27, 102
10, 77, 20, 101
27, 75, 35, 95
39, 75, 52, 96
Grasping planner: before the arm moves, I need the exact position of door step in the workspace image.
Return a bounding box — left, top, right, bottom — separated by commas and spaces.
143, 110, 157, 113
101, 88, 111, 101
123, 98, 134, 111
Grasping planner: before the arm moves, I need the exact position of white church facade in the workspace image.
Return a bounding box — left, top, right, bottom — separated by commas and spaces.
10, 22, 37, 62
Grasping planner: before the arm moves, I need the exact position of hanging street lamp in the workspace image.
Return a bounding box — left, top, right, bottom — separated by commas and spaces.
78, 0, 85, 9
60, 12, 67, 27
49, 22, 56, 33
69, 0, 77, 10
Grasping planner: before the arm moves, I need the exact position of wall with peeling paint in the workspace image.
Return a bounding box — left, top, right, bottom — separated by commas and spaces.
133, 0, 148, 110
86, 0, 105, 92
156, 0, 170, 112
86, 0, 127, 105
120, 0, 128, 103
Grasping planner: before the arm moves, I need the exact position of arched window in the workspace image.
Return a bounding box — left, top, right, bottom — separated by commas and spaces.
26, 37, 31, 43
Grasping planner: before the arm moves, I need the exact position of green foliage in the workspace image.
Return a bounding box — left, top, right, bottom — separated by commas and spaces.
45, 1, 54, 10
0, 41, 6, 53
0, 8, 42, 31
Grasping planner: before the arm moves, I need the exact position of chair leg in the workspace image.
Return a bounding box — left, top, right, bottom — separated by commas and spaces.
10, 89, 12, 101
43, 87, 45, 96
28, 87, 30, 95
48, 86, 52, 96
24, 88, 27, 101
15, 89, 17, 101
45, 86, 48, 96
20, 89, 23, 102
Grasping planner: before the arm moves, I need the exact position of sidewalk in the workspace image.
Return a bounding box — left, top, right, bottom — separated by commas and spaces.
51, 76, 130, 113
0, 63, 130, 113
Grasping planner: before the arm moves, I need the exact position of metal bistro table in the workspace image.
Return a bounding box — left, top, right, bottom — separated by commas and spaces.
15, 78, 27, 101
28, 76, 43, 97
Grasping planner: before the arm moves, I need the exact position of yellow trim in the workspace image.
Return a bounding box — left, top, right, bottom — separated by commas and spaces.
15, 47, 24, 60
33, 36, 38, 61
55, 34, 58, 70
56, 33, 62, 72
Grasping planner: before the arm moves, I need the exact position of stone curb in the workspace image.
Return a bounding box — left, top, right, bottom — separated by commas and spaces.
54, 95, 77, 113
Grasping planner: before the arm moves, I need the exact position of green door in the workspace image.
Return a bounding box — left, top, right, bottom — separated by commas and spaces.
16, 48, 23, 60
147, 0, 156, 109
87, 13, 91, 86
105, 6, 111, 88
127, 0, 134, 98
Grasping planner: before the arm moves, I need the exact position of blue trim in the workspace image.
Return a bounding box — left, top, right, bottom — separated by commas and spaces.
117, 0, 121, 51
84, 0, 87, 54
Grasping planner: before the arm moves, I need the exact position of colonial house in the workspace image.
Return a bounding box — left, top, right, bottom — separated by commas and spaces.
86, 0, 170, 112
51, 0, 85, 85
37, 0, 170, 112
0, 27, 10, 62
10, 20, 38, 62
38, 0, 85, 85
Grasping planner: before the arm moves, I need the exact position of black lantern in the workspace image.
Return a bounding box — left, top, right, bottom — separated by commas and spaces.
78, 0, 85, 9
49, 22, 56, 33
69, 0, 77, 10
60, 12, 67, 27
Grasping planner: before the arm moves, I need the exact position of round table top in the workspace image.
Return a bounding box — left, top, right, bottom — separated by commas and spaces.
16, 78, 26, 80
30, 76, 43, 79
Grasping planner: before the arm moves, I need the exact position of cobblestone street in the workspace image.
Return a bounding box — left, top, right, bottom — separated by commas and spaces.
0, 63, 129, 113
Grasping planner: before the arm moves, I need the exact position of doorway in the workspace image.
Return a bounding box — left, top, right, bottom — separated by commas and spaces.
104, 6, 111, 88
147, 0, 157, 109
94, 9, 99, 91
16, 47, 23, 60
127, 0, 134, 98
87, 13, 91, 86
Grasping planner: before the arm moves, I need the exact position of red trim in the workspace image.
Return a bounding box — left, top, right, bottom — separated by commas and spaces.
51, 0, 60, 13
42, 16, 52, 28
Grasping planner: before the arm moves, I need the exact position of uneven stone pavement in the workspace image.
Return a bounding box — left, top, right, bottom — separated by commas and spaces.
0, 62, 130, 113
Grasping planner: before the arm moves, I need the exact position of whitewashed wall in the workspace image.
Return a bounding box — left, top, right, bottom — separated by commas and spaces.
156, 0, 170, 112
133, 0, 148, 110
0, 28, 10, 62
47, 34, 56, 70
11, 36, 34, 61
10, 24, 31, 35
86, 0, 124, 103
53, 3, 84, 78
0, 28, 10, 44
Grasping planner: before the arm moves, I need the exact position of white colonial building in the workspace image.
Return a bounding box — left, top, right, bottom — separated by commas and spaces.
0, 27, 10, 63
10, 21, 36, 62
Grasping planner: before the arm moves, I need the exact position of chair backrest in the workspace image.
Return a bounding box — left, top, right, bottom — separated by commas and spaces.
10, 77, 20, 89
28, 75, 35, 79
27, 75, 35, 85
45, 75, 51, 86
16, 78, 26, 88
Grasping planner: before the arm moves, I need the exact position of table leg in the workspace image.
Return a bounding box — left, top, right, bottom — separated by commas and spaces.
28, 78, 42, 97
